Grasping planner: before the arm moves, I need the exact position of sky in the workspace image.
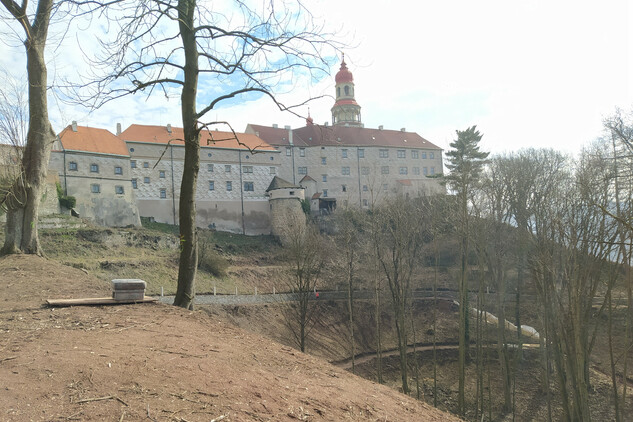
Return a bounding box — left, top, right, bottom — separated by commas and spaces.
1, 0, 632, 156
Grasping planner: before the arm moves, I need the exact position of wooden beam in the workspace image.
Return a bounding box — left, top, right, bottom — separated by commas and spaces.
46, 297, 157, 307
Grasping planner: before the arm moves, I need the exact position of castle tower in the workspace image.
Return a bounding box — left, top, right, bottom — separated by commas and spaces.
331, 54, 363, 127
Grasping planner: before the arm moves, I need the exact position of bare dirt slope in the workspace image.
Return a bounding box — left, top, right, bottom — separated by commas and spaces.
0, 254, 459, 421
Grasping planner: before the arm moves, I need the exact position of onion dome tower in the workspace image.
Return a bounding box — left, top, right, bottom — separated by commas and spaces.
331, 54, 363, 127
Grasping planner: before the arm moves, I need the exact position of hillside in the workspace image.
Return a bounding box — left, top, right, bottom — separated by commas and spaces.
0, 254, 459, 421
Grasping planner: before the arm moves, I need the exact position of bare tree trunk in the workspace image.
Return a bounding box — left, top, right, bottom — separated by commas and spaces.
173, 0, 199, 309
1, 0, 55, 256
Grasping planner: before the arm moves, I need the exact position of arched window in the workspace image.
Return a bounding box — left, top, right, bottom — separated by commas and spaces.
344, 85, 350, 96
337, 87, 340, 97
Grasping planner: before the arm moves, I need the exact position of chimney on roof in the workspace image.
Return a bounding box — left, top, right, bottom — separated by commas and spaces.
71, 121, 77, 132
379, 125, 383, 130
167, 124, 172, 134
116, 123, 122, 136
287, 126, 293, 145
273, 123, 278, 129
255, 131, 259, 137
401, 128, 406, 132
324, 122, 329, 127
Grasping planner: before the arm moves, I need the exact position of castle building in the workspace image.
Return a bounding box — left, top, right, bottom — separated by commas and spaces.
246, 57, 444, 213
45, 56, 444, 231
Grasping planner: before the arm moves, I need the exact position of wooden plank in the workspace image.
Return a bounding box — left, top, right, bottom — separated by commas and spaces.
46, 296, 157, 307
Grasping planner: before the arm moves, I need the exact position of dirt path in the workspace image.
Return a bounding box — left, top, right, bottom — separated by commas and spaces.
0, 254, 460, 421
333, 342, 541, 370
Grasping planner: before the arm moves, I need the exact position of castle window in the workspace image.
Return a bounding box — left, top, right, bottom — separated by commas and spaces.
130, 160, 136, 168
413, 167, 420, 175
337, 87, 340, 97
115, 166, 123, 175
321, 157, 327, 165
243, 166, 253, 173
298, 166, 307, 175
143, 161, 149, 168
159, 170, 165, 178
115, 185, 124, 194
91, 184, 100, 193
322, 174, 327, 182
286, 147, 291, 156
269, 167, 276, 174
289, 191, 295, 195
399, 167, 408, 175
209, 181, 215, 191
299, 148, 305, 157
342, 149, 348, 158
226, 181, 233, 191
144, 176, 150, 183
358, 149, 365, 158
422, 152, 427, 159
68, 161, 78, 171
344, 85, 350, 96
412, 150, 419, 159
208, 163, 214, 172
431, 167, 436, 175
383, 184, 388, 191
160, 189, 166, 198
379, 149, 388, 158
361, 167, 370, 175
397, 150, 406, 159
244, 182, 254, 191
363, 199, 368, 207
323, 189, 328, 197
342, 166, 350, 176
381, 166, 389, 175
225, 165, 231, 172
342, 185, 347, 192
423, 167, 428, 176
430, 152, 435, 159
90, 163, 99, 173
363, 185, 368, 192
132, 179, 138, 189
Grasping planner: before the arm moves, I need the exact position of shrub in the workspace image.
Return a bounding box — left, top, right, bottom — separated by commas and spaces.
198, 234, 229, 277
56, 182, 76, 209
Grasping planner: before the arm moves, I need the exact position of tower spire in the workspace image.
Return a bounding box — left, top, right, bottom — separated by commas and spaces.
331, 54, 363, 127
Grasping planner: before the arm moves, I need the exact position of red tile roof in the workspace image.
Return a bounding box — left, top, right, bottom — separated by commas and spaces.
120, 124, 275, 151
247, 124, 441, 150
56, 125, 129, 156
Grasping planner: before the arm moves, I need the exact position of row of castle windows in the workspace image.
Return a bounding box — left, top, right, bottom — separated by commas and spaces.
68, 162, 125, 175
134, 180, 256, 193
299, 166, 435, 177
287, 148, 436, 160
90, 184, 125, 194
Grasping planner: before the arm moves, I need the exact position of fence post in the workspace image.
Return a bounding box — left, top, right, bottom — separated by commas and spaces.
213, 285, 216, 296
255, 286, 258, 296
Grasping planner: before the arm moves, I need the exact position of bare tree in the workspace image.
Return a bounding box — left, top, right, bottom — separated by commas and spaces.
0, 72, 28, 151
0, 0, 58, 255
373, 196, 423, 395
71, 0, 339, 309
335, 207, 366, 373
280, 211, 327, 353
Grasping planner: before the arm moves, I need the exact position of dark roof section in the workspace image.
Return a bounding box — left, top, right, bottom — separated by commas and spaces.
299, 175, 316, 183
266, 176, 301, 192
247, 124, 441, 150
245, 124, 308, 147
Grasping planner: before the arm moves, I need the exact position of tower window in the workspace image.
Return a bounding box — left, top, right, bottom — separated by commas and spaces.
344, 85, 350, 96
337, 87, 340, 97
160, 188, 166, 198
244, 182, 254, 192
